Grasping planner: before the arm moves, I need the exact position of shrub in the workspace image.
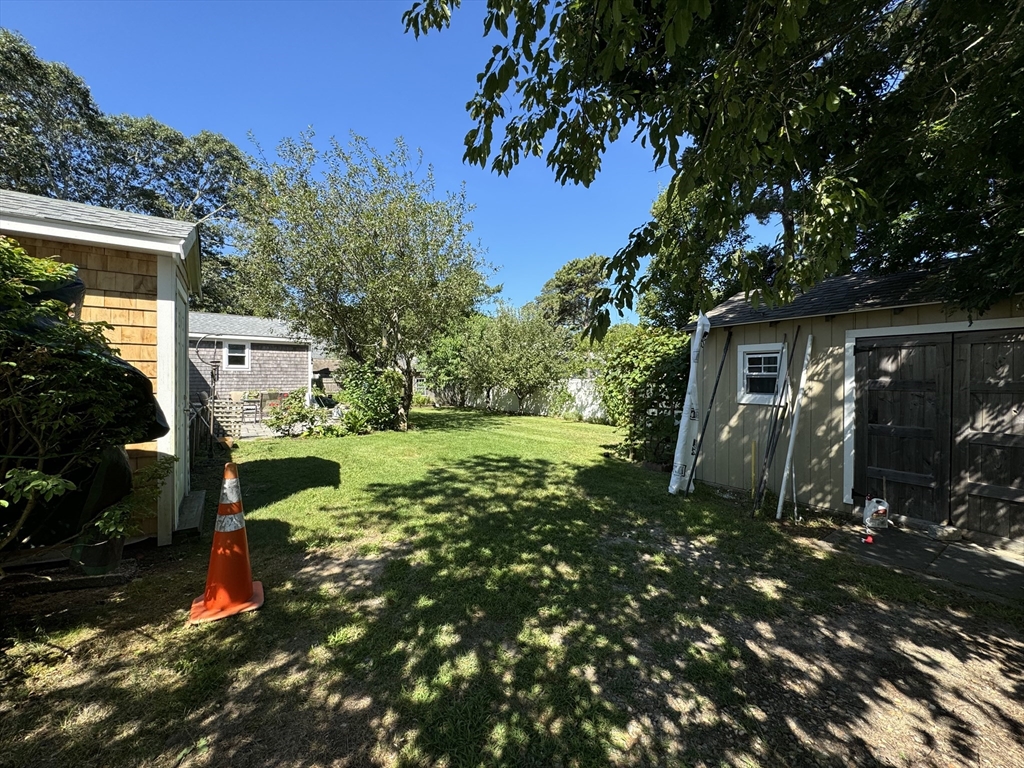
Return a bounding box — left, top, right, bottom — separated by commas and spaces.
412, 393, 433, 407
595, 326, 689, 463
339, 364, 403, 430
547, 385, 574, 417
342, 408, 370, 435
1, 237, 164, 560
304, 423, 347, 439
265, 388, 330, 437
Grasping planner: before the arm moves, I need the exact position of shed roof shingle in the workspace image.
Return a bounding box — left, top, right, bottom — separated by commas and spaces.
189, 312, 306, 343
0, 189, 197, 240
698, 270, 942, 329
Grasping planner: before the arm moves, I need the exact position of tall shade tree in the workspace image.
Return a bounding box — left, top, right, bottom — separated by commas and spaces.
404, 1, 1024, 327
0, 29, 105, 202
634, 185, 752, 330
237, 133, 493, 428
0, 30, 253, 312
536, 254, 607, 333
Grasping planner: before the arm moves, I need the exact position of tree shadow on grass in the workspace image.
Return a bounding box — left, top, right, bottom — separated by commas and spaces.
307, 453, 1024, 766
223, 455, 341, 515
3, 452, 1023, 767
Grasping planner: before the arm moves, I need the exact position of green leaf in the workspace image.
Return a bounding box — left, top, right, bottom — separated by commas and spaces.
783, 13, 799, 42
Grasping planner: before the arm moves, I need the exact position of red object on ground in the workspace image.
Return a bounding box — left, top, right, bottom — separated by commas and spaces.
863, 535, 874, 544
189, 462, 264, 623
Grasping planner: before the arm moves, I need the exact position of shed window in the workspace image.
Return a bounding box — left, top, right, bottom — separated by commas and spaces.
224, 342, 249, 369
737, 343, 786, 405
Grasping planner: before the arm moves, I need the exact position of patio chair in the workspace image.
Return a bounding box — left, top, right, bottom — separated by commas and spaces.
241, 394, 261, 424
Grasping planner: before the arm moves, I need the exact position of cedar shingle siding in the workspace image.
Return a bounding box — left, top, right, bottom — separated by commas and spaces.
189, 341, 309, 398
13, 236, 161, 473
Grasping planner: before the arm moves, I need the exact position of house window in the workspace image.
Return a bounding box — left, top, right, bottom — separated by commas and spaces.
224, 342, 250, 369
737, 343, 785, 405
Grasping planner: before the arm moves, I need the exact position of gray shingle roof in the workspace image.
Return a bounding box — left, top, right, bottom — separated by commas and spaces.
696, 270, 942, 329
189, 312, 307, 343
0, 189, 197, 240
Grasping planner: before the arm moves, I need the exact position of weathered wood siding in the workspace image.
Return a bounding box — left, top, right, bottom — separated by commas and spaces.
11, 236, 160, 473
694, 300, 1024, 517
189, 340, 309, 398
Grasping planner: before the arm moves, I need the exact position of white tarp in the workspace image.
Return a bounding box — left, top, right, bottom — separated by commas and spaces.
669, 311, 710, 495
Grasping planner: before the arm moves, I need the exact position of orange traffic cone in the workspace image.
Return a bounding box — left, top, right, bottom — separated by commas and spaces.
189, 463, 264, 623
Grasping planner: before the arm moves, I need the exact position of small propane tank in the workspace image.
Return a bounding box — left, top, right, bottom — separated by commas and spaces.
863, 495, 890, 538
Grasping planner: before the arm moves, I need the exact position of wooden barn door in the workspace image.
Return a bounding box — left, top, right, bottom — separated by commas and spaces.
854, 334, 952, 523
951, 330, 1024, 539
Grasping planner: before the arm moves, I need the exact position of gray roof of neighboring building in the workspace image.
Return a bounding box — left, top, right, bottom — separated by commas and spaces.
189, 312, 308, 343
696, 269, 942, 329
0, 189, 198, 240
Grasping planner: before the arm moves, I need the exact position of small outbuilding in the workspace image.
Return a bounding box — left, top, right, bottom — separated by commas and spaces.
0, 189, 200, 545
690, 271, 1024, 543
188, 312, 313, 402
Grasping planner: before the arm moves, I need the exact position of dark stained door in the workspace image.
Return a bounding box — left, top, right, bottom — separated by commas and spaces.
854, 334, 952, 523
951, 330, 1024, 539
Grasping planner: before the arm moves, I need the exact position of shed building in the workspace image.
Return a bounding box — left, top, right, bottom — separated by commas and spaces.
690, 271, 1024, 543
1, 189, 200, 545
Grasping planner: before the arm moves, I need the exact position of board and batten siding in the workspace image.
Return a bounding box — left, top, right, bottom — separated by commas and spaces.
693, 299, 1024, 516
11, 236, 160, 473
188, 340, 310, 398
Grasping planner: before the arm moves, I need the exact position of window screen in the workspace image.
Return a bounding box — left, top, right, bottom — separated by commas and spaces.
226, 343, 248, 368
745, 353, 779, 394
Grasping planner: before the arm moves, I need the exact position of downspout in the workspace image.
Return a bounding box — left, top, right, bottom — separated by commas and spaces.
306, 341, 313, 406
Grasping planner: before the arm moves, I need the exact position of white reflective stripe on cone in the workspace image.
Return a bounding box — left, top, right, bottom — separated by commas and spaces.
214, 512, 246, 533
220, 478, 242, 505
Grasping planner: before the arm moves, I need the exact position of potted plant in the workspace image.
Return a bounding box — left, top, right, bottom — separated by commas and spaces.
71, 456, 175, 575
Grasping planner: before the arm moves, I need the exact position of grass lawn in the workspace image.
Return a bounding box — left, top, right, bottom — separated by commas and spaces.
2, 409, 1022, 768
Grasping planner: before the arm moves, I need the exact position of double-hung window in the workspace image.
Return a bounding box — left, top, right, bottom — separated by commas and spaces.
223, 341, 250, 370
737, 343, 785, 405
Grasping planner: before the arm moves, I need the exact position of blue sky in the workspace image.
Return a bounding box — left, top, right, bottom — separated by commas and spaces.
2, 0, 675, 312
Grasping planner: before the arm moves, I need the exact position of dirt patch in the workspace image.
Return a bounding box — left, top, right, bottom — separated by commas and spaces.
607, 528, 1024, 767
294, 544, 412, 594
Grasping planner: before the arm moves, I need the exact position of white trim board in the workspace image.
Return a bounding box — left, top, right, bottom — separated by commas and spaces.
1, 215, 191, 259
1, 214, 201, 297
736, 342, 787, 406
155, 256, 178, 547
841, 316, 1024, 505
188, 333, 309, 345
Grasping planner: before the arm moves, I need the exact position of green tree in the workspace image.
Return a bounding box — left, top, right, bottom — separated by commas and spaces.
536, 254, 607, 333
0, 31, 254, 313
422, 314, 493, 407
0, 29, 105, 202
237, 132, 493, 428
635, 185, 752, 330
490, 303, 572, 414
405, 1, 1024, 324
